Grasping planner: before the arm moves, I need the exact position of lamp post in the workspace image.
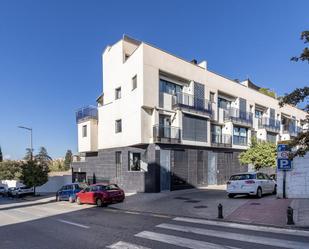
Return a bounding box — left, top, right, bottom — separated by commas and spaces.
18, 126, 33, 160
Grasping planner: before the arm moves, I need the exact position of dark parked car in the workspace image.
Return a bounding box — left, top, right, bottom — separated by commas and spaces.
56, 183, 87, 203
0, 186, 7, 196
76, 183, 125, 207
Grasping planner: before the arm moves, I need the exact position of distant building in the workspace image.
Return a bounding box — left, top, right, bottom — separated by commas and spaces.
72, 35, 307, 192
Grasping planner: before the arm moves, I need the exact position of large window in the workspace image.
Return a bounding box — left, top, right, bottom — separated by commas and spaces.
233, 126, 247, 145
255, 109, 263, 118
115, 119, 122, 133
115, 87, 121, 100
183, 114, 207, 142
128, 152, 141, 171
218, 97, 231, 110
159, 79, 182, 95
82, 125, 87, 137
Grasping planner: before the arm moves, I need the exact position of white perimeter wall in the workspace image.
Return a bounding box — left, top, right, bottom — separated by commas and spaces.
277, 153, 309, 198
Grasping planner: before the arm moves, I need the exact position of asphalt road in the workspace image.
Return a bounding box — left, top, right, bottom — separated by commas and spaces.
0, 196, 309, 249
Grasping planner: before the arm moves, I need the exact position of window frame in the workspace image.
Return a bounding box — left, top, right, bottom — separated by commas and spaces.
115, 87, 121, 100
115, 119, 122, 133
82, 125, 87, 137
132, 75, 137, 90
128, 152, 141, 172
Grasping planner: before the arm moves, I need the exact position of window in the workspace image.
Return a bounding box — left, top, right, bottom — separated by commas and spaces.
183, 114, 207, 142
128, 152, 141, 171
115, 119, 122, 133
132, 75, 137, 90
233, 126, 247, 145
210, 92, 215, 103
159, 79, 182, 95
255, 109, 263, 118
115, 151, 122, 164
115, 87, 121, 100
82, 125, 87, 137
218, 97, 231, 109
267, 133, 277, 143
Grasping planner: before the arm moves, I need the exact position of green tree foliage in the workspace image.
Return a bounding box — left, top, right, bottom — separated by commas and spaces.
35, 147, 52, 167
280, 31, 309, 157
259, 88, 276, 98
64, 150, 73, 170
0, 146, 3, 162
49, 159, 66, 172
24, 148, 33, 161
20, 159, 49, 194
239, 138, 276, 170
0, 161, 22, 180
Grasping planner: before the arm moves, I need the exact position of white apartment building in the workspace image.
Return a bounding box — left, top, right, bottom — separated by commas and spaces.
72, 35, 307, 192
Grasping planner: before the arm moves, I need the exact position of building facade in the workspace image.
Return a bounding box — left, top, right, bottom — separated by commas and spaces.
72, 36, 307, 192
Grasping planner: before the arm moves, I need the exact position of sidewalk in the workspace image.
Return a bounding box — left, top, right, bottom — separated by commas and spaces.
291, 199, 309, 228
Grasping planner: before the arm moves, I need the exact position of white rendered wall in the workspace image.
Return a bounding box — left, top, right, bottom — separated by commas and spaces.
78, 119, 98, 152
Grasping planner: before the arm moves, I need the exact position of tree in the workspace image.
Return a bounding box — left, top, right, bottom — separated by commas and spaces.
64, 150, 73, 170
35, 147, 52, 166
259, 88, 276, 98
20, 159, 49, 195
24, 148, 33, 161
0, 161, 22, 180
49, 159, 66, 172
280, 31, 309, 157
0, 146, 3, 162
239, 138, 276, 170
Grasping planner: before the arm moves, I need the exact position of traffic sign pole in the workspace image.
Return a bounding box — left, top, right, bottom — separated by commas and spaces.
283, 170, 286, 198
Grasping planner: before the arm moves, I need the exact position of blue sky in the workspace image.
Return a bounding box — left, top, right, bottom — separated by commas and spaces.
0, 0, 308, 160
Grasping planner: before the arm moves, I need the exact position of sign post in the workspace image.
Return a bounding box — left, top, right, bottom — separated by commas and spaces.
277, 144, 292, 198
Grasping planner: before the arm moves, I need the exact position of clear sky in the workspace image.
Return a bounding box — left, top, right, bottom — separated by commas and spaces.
0, 0, 308, 160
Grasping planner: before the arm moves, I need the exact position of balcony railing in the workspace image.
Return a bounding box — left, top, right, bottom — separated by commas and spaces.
76, 106, 98, 123
224, 107, 253, 126
258, 117, 281, 133
283, 125, 303, 136
172, 92, 212, 116
153, 125, 181, 144
211, 134, 232, 147
233, 136, 248, 146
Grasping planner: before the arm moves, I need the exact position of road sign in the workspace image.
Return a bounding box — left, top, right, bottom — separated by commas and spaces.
277, 158, 292, 170
277, 144, 290, 152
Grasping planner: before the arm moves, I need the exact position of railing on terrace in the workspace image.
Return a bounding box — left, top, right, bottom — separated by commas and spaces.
233, 136, 248, 146
172, 92, 212, 115
258, 117, 281, 132
76, 106, 98, 123
224, 107, 253, 126
282, 125, 303, 136
153, 125, 181, 143
211, 134, 232, 147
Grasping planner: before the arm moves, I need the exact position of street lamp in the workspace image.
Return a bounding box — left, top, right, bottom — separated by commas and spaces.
18, 126, 33, 160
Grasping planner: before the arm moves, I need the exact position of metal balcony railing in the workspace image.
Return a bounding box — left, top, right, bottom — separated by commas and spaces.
211, 134, 232, 147
76, 106, 98, 123
153, 125, 181, 143
258, 117, 281, 132
282, 124, 303, 136
172, 92, 212, 116
233, 136, 248, 146
224, 107, 253, 126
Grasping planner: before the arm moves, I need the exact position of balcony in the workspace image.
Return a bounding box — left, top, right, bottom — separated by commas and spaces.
172, 93, 212, 118
76, 106, 98, 123
233, 136, 248, 146
283, 125, 303, 137
211, 134, 232, 148
224, 107, 253, 127
153, 125, 181, 144
258, 117, 281, 133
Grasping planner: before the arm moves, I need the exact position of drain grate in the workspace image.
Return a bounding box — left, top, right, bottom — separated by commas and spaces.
174, 197, 191, 200
184, 200, 201, 203
194, 205, 208, 209
250, 202, 261, 205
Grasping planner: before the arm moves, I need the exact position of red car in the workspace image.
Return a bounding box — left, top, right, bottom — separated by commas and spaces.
76, 183, 125, 207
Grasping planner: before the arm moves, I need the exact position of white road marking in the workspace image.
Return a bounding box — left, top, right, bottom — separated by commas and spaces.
135, 231, 239, 249
174, 217, 309, 237
57, 219, 90, 229
157, 223, 309, 249
107, 241, 150, 249
125, 211, 140, 215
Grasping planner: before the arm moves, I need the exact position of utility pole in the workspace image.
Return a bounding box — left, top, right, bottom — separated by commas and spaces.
18, 126, 33, 160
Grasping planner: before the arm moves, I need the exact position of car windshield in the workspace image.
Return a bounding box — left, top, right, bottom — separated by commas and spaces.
96, 185, 107, 191
230, 174, 255, 180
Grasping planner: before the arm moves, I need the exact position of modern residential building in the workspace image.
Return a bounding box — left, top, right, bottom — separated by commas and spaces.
72, 35, 307, 192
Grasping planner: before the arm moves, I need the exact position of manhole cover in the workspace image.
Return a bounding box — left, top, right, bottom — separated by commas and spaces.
174, 197, 191, 200
184, 200, 201, 203
250, 202, 261, 205
194, 205, 208, 209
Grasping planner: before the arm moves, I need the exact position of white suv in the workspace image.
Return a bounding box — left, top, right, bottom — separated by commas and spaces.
227, 172, 276, 198
11, 186, 35, 198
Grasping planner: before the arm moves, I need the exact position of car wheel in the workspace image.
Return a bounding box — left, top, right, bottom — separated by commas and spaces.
273, 185, 277, 195
69, 196, 74, 203
256, 187, 262, 198
96, 198, 103, 207
76, 197, 82, 205
228, 194, 235, 198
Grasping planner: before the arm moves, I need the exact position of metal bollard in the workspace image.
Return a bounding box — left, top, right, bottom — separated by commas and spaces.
287, 206, 294, 225
218, 203, 223, 219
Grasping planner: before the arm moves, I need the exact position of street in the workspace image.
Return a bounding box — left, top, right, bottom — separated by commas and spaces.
1, 195, 309, 249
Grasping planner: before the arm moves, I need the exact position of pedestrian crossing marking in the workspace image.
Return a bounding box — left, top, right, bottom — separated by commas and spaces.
107, 241, 150, 249
157, 223, 309, 249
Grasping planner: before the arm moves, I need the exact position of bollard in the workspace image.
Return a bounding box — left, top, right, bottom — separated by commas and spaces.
218, 203, 223, 219
287, 206, 294, 225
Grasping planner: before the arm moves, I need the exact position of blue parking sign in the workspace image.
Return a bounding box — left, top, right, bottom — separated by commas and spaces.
277, 159, 292, 170
277, 144, 290, 152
